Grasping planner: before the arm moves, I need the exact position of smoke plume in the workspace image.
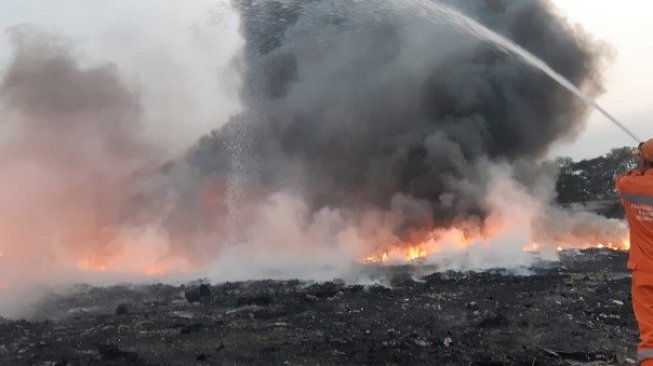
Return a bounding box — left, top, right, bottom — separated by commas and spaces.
0, 0, 626, 316
187, 0, 608, 242
0, 25, 161, 315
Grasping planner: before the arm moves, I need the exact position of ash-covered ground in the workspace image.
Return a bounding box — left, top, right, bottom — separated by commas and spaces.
0, 249, 638, 366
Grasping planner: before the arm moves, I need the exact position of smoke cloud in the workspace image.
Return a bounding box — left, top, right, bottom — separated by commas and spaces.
0, 24, 170, 279
187, 0, 609, 242
0, 0, 626, 316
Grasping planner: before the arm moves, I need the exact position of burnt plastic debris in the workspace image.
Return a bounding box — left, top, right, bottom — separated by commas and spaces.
184, 284, 211, 304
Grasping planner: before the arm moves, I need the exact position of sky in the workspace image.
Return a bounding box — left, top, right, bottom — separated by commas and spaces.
0, 0, 651, 160
550, 0, 653, 158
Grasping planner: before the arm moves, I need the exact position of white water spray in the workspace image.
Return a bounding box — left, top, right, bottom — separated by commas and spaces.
392, 0, 641, 143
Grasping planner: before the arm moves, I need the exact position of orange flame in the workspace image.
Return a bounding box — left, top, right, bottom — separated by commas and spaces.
363, 251, 390, 263
406, 245, 428, 261
361, 228, 630, 264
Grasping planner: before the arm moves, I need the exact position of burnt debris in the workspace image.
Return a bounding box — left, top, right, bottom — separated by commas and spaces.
0, 249, 637, 365
184, 284, 211, 304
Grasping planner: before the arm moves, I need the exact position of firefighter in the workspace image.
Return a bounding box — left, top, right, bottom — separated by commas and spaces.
616, 139, 653, 365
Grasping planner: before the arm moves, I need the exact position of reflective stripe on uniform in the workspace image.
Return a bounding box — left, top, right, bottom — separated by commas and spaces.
639, 348, 653, 361
622, 192, 653, 205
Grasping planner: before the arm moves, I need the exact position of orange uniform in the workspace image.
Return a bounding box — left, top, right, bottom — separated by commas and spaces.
617, 168, 653, 365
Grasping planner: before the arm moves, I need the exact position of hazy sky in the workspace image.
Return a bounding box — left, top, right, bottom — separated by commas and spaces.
0, 0, 243, 155
550, 0, 653, 159
0, 0, 650, 160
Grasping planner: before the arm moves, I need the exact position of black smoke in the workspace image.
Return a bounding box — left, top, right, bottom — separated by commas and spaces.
185, 0, 607, 239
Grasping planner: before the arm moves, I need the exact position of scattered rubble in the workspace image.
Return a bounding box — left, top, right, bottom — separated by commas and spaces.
184, 284, 211, 304
0, 249, 638, 365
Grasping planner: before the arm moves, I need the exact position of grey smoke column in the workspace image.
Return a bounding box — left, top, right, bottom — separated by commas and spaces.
0, 25, 154, 263
189, 0, 607, 236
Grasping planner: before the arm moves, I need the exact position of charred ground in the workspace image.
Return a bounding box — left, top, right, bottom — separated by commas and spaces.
0, 249, 637, 366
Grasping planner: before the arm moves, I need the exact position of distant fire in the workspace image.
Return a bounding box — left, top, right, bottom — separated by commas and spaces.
361, 226, 631, 264
362, 245, 429, 263
74, 253, 193, 277
361, 227, 475, 264
72, 236, 196, 277
525, 239, 630, 253
77, 257, 109, 273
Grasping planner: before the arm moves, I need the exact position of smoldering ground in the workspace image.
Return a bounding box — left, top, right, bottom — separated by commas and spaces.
0, 0, 627, 317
